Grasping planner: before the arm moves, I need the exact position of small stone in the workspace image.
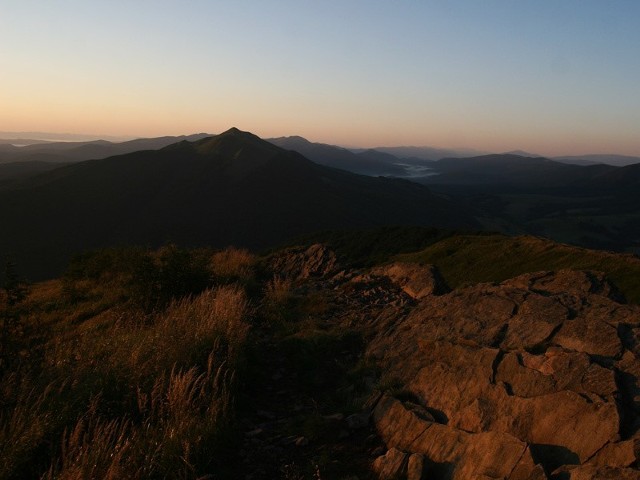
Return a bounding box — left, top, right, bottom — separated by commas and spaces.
295, 436, 309, 447
245, 428, 263, 438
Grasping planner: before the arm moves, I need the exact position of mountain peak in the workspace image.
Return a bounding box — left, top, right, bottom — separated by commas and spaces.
191, 127, 280, 157
219, 126, 251, 137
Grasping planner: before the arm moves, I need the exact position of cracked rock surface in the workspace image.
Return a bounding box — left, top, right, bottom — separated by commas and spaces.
366, 268, 640, 479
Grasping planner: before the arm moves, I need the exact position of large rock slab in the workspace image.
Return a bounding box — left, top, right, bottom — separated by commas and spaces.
373, 395, 545, 480
405, 342, 618, 463
367, 269, 640, 478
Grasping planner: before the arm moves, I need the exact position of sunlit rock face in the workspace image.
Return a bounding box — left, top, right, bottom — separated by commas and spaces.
367, 268, 640, 479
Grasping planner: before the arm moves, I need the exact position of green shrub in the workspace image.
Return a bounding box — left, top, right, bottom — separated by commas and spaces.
128, 245, 212, 311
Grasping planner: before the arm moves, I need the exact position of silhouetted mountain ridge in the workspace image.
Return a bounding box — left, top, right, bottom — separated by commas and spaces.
0, 133, 212, 164
267, 135, 406, 176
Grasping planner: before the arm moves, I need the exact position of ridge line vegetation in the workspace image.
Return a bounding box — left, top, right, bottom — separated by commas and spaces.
2, 230, 639, 479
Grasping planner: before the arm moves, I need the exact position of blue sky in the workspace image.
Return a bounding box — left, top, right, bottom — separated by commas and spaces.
1, 0, 639, 155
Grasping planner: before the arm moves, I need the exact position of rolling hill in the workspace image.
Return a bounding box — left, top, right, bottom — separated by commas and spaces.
266, 135, 407, 176
554, 153, 640, 167
420, 154, 618, 187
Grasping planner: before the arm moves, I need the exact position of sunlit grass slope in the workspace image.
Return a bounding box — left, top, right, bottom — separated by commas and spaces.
397, 234, 640, 303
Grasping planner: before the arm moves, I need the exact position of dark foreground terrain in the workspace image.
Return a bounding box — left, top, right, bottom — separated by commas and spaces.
2, 231, 640, 479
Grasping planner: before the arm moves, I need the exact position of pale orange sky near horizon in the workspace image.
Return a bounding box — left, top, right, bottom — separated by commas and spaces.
2, 1, 639, 157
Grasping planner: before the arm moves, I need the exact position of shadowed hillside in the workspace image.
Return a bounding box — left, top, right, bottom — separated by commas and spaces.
0, 128, 478, 280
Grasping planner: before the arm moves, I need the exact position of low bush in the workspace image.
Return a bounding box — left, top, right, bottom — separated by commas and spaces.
128, 245, 212, 311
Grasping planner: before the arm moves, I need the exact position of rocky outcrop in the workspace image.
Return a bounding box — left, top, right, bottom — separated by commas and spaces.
367, 269, 640, 479
370, 262, 448, 299
268, 244, 338, 280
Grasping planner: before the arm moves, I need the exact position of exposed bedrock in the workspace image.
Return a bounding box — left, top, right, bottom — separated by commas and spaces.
365, 268, 640, 479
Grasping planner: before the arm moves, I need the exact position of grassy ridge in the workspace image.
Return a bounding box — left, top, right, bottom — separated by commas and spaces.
293, 226, 470, 267
397, 234, 640, 303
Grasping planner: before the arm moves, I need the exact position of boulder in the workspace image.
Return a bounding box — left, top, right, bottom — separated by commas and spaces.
370, 262, 448, 299
372, 447, 408, 480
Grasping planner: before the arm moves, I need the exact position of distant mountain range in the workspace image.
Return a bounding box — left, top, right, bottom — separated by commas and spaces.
553, 154, 640, 167
418, 154, 620, 187
0, 128, 477, 280
499, 150, 640, 167
0, 131, 134, 142
2, 133, 638, 181
1, 130, 639, 267
266, 136, 408, 176
0, 133, 211, 164
365, 145, 488, 161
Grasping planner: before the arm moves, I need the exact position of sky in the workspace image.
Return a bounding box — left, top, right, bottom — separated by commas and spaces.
1, 0, 639, 156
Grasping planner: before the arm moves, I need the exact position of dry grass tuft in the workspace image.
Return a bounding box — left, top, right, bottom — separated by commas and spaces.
264, 275, 293, 307
210, 247, 256, 282
43, 414, 132, 480
261, 275, 294, 324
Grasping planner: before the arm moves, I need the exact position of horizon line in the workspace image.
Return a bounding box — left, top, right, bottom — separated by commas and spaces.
1, 129, 639, 159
